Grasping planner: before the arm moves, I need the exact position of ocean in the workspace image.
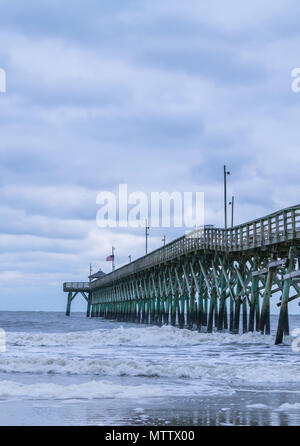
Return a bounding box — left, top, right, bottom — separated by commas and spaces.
0, 311, 299, 426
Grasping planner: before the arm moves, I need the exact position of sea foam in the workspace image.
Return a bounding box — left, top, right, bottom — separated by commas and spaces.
6, 325, 277, 348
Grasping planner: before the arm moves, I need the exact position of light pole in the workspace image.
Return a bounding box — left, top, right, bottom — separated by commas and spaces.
145, 219, 150, 254
112, 246, 115, 271
162, 235, 166, 247
89, 263, 92, 284
128, 255, 132, 263
224, 165, 231, 229
229, 196, 234, 228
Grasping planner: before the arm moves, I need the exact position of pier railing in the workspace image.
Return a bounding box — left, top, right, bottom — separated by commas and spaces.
91, 204, 300, 289
63, 282, 90, 292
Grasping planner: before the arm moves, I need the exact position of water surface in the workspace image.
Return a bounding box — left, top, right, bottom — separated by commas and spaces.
0, 311, 299, 426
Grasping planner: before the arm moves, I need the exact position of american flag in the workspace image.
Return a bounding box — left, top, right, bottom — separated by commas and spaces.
106, 255, 115, 261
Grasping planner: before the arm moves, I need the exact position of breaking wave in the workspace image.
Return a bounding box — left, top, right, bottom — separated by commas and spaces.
0, 354, 299, 384
6, 325, 278, 348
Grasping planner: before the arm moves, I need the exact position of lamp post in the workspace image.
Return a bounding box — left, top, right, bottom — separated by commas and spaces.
112, 246, 115, 271
145, 219, 150, 254
162, 235, 166, 247
229, 196, 234, 228
224, 165, 231, 229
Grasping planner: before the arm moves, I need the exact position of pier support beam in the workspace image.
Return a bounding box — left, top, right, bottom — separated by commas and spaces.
65, 290, 89, 317
259, 266, 274, 335
275, 247, 295, 345
66, 292, 73, 316
249, 261, 259, 332
86, 295, 91, 317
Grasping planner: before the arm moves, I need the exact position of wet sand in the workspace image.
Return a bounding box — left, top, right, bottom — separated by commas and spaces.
1, 388, 300, 426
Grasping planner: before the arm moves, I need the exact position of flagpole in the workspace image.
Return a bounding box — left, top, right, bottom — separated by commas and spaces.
112, 246, 115, 271
224, 165, 230, 229
145, 219, 150, 255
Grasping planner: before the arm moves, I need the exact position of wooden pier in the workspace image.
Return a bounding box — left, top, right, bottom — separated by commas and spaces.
63, 282, 91, 317
63, 204, 300, 344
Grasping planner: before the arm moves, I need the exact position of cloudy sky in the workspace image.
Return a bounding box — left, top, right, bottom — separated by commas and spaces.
0, 1, 300, 311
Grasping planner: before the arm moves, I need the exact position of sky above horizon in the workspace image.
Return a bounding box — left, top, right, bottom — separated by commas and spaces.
1, 1, 300, 312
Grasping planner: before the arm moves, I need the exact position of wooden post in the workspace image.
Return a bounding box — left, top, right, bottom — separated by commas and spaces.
217, 274, 227, 332
229, 295, 234, 333
214, 297, 219, 328
223, 301, 228, 330
197, 293, 203, 331
234, 299, 241, 334
249, 262, 259, 332
202, 295, 208, 327
157, 297, 162, 326
170, 294, 176, 326
242, 298, 248, 333
259, 267, 274, 335
186, 293, 191, 328
233, 274, 242, 334
86, 293, 91, 317
179, 296, 185, 328
143, 299, 146, 323
66, 292, 72, 316
190, 287, 195, 329
275, 247, 295, 345
207, 290, 216, 333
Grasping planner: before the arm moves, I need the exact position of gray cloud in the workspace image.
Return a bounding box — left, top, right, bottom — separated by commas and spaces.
0, 1, 300, 310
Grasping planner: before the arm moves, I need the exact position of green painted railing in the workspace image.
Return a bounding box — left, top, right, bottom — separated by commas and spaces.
63, 282, 90, 291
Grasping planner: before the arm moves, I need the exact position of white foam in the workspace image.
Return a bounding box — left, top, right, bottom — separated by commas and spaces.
275, 403, 300, 411
246, 403, 269, 409
0, 378, 235, 400
0, 379, 166, 400
7, 325, 278, 348
0, 354, 299, 384
3, 325, 298, 387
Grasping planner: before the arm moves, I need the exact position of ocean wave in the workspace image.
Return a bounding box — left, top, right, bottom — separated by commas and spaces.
0, 354, 299, 384
0, 377, 235, 400
0, 379, 166, 400
275, 403, 300, 411
6, 325, 277, 348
